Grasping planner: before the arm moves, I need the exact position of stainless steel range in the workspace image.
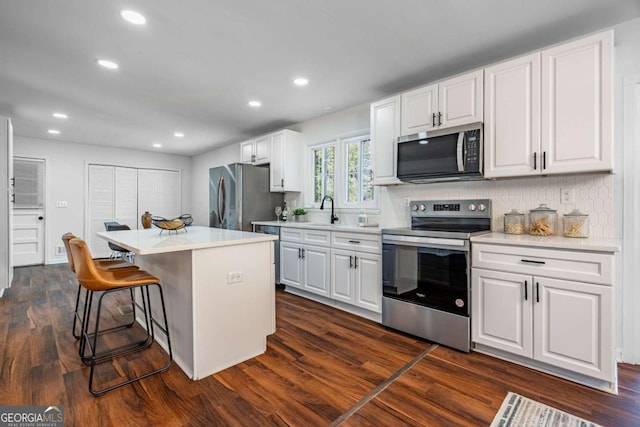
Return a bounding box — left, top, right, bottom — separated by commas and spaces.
381, 199, 491, 352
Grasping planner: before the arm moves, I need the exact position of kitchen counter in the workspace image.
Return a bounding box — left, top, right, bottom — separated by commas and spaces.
252, 220, 382, 234
97, 226, 277, 380
470, 232, 621, 253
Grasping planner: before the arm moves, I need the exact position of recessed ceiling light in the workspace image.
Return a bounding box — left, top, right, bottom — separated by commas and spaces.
293, 77, 309, 86
52, 112, 68, 119
321, 105, 334, 111
120, 10, 146, 25
248, 100, 262, 107
48, 129, 60, 135
174, 132, 184, 138
96, 59, 119, 70
152, 143, 162, 148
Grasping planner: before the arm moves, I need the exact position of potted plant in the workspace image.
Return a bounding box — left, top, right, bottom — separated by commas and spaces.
292, 208, 308, 222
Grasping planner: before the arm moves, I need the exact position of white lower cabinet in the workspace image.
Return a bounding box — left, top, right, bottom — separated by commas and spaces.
280, 240, 330, 297
471, 242, 615, 389
331, 249, 382, 313
281, 227, 382, 318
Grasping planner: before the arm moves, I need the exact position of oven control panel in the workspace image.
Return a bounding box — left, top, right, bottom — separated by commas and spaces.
409, 199, 491, 218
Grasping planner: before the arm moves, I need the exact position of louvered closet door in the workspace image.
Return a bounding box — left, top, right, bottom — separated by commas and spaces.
88, 165, 115, 258
115, 167, 138, 229
138, 169, 159, 219
157, 170, 180, 219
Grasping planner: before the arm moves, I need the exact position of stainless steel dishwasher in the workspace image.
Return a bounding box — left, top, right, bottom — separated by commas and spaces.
253, 224, 281, 287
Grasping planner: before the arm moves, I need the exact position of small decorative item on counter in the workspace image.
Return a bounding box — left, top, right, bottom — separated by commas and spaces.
528, 204, 558, 236
503, 209, 525, 235
141, 211, 152, 229
293, 208, 308, 222
358, 212, 369, 226
563, 209, 589, 238
281, 203, 289, 222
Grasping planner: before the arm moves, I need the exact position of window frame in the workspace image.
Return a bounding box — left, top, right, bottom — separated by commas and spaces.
307, 140, 337, 209
341, 134, 376, 209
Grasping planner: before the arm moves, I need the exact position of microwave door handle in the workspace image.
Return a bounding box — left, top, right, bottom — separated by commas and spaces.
456, 132, 465, 172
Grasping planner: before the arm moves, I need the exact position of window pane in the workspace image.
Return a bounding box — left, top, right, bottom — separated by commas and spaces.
314, 149, 323, 203
324, 146, 335, 198
347, 142, 360, 202
362, 139, 373, 202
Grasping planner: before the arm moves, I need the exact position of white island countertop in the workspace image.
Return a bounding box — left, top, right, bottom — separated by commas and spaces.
471, 232, 621, 253
97, 226, 278, 255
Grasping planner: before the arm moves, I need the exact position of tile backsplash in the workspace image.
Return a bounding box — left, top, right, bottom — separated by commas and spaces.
378, 173, 614, 238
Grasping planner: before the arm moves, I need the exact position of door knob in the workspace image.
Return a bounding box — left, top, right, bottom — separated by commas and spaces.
38, 216, 44, 220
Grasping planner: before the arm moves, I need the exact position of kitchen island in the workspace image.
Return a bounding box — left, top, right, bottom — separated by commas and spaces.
97, 226, 278, 380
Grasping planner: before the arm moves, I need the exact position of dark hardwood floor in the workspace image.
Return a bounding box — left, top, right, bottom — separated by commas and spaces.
1, 264, 640, 426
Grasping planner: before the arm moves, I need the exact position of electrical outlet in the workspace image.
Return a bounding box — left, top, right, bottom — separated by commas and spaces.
227, 271, 243, 284
404, 197, 411, 207
55, 245, 65, 255
560, 188, 575, 204
56, 201, 68, 208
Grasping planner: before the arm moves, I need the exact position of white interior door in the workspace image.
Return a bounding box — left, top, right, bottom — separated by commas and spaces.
1, 117, 13, 291
12, 158, 45, 266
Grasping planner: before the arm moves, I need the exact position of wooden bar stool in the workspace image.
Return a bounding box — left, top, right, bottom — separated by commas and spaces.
68, 237, 172, 396
62, 233, 139, 339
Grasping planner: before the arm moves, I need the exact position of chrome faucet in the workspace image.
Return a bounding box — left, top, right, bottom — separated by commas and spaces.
320, 195, 338, 224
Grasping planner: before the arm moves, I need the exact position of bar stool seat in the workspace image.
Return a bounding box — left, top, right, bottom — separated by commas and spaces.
62, 233, 139, 339
69, 237, 172, 396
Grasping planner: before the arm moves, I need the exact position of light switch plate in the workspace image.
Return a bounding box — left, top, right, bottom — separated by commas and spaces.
227, 271, 243, 284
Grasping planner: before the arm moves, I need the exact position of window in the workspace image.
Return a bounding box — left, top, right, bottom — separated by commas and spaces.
344, 135, 373, 204
312, 143, 335, 204
307, 133, 377, 210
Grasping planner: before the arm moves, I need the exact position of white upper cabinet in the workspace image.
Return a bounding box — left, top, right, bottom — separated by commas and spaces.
401, 70, 483, 135
270, 129, 302, 192
401, 84, 438, 134
484, 52, 541, 178
371, 95, 402, 185
485, 31, 612, 178
240, 137, 270, 165
541, 31, 612, 174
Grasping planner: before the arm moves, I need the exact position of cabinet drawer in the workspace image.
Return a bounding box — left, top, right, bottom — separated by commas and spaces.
332, 232, 381, 254
472, 243, 613, 285
280, 228, 303, 243
303, 230, 331, 247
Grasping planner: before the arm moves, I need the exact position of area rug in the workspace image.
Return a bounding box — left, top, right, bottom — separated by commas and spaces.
491, 392, 601, 427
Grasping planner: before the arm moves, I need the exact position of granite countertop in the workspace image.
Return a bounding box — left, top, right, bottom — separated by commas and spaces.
251, 220, 383, 235
470, 232, 621, 253
97, 226, 278, 255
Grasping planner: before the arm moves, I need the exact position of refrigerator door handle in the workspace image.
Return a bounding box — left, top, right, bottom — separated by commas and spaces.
218, 176, 226, 225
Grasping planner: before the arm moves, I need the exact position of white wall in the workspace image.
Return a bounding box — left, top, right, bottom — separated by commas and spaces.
190, 142, 239, 226
14, 136, 192, 264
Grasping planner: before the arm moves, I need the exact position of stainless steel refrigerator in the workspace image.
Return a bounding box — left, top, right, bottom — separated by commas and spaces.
209, 163, 283, 231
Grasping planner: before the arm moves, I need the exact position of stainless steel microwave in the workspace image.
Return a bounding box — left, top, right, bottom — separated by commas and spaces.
396, 122, 484, 184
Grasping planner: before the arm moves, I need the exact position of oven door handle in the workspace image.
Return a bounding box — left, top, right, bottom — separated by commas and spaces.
382, 234, 468, 250
456, 132, 465, 172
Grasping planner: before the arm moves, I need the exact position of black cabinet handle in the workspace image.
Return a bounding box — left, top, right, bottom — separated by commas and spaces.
349, 255, 353, 269
298, 248, 301, 258
536, 282, 540, 303
543, 151, 546, 170
524, 280, 528, 301
432, 113, 436, 127
438, 112, 442, 126
301, 248, 305, 259
348, 240, 360, 244
533, 152, 537, 170
354, 256, 358, 269
521, 259, 546, 265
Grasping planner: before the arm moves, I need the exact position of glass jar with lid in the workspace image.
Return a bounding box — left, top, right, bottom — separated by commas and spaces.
504, 209, 525, 235
563, 209, 589, 238
529, 204, 557, 236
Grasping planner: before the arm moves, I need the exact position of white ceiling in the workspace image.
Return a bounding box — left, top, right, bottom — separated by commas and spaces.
1, 0, 639, 156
